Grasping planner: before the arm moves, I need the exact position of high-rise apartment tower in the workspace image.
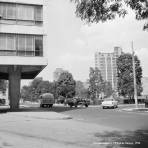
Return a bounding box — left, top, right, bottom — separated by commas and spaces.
95, 47, 122, 90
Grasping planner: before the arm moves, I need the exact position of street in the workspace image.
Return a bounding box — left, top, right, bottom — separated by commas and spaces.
62, 105, 148, 130
0, 104, 148, 148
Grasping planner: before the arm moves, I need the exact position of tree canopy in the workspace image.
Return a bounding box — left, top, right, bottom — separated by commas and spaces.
75, 81, 88, 98
56, 71, 76, 98
0, 80, 7, 95
71, 0, 148, 30
21, 77, 55, 102
102, 81, 113, 98
88, 67, 104, 101
88, 67, 113, 102
117, 53, 143, 98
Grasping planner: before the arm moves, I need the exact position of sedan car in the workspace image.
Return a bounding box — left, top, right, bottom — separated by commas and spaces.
101, 98, 118, 109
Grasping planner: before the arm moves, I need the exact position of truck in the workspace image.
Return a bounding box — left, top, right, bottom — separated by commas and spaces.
40, 93, 55, 108
66, 97, 90, 108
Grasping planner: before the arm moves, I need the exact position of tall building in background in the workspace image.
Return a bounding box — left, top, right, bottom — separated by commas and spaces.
53, 68, 68, 81
0, 0, 48, 109
95, 47, 122, 90
142, 77, 148, 96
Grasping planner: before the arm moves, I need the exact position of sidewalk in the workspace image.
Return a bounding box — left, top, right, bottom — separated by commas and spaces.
121, 107, 148, 113
0, 111, 121, 148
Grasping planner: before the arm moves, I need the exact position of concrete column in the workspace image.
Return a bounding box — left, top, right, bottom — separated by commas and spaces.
8, 65, 21, 110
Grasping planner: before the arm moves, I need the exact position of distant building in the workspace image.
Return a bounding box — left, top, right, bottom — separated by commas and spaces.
142, 77, 148, 95
95, 47, 123, 90
53, 68, 68, 81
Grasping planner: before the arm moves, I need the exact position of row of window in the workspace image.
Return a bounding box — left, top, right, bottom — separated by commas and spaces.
99, 57, 117, 60
0, 3, 42, 22
0, 34, 43, 56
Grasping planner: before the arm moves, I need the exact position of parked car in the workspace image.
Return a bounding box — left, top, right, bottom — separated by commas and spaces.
101, 98, 118, 109
66, 97, 90, 108
40, 93, 55, 108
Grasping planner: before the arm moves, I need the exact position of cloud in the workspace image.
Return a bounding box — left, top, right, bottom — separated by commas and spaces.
51, 53, 93, 81
80, 24, 101, 35
41, 0, 148, 82
75, 38, 86, 47
59, 53, 93, 63
136, 48, 148, 59
135, 48, 148, 77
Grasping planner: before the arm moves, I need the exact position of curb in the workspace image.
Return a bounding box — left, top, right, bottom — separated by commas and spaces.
120, 108, 148, 113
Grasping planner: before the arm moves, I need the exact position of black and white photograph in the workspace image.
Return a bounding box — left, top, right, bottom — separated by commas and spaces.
0, 0, 148, 147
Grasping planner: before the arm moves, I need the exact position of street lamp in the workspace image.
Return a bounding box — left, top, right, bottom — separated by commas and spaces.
131, 42, 138, 108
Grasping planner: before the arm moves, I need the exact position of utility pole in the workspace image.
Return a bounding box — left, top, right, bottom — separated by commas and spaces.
131, 41, 138, 108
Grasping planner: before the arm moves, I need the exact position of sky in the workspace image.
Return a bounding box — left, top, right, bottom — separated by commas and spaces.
23, 0, 148, 85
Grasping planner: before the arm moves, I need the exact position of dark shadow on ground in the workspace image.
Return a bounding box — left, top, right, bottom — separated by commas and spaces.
94, 129, 148, 148
0, 109, 8, 114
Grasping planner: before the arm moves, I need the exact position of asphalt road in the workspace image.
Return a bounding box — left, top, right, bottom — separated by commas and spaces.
1, 103, 148, 131
61, 105, 148, 131
1, 103, 148, 147
61, 105, 148, 148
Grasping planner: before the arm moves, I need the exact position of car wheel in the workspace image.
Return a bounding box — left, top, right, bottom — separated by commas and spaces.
85, 104, 88, 107
112, 106, 115, 109
102, 106, 105, 109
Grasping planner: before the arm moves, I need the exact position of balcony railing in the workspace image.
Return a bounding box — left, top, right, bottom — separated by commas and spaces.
0, 50, 43, 57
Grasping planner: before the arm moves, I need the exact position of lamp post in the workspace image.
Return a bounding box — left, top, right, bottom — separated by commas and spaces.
131, 42, 138, 108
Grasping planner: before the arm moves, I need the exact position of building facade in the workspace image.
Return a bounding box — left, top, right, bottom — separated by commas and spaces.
95, 47, 122, 90
0, 0, 48, 109
142, 77, 148, 96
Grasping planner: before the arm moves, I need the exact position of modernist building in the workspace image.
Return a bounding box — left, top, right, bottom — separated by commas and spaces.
95, 47, 122, 90
0, 0, 48, 109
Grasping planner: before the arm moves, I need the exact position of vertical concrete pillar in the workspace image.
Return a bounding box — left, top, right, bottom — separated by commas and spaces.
8, 65, 21, 110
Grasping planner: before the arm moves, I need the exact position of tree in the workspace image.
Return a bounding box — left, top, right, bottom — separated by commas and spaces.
30, 77, 43, 90
102, 81, 113, 98
37, 81, 53, 94
56, 72, 76, 98
29, 77, 43, 101
75, 81, 88, 98
0, 80, 7, 94
117, 53, 143, 99
21, 85, 32, 101
21, 77, 56, 102
88, 67, 104, 103
71, 0, 148, 30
